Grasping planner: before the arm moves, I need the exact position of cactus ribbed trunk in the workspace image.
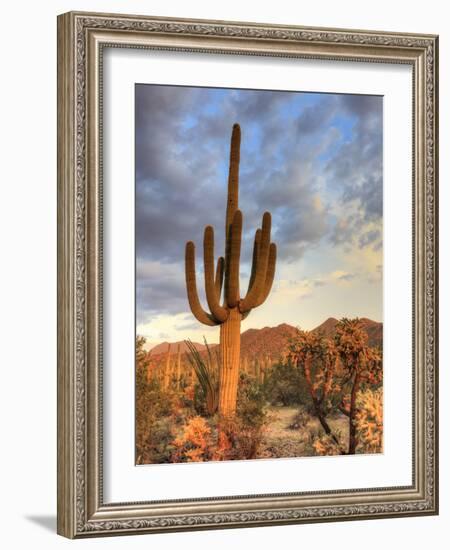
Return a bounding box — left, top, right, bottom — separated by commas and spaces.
163, 344, 171, 390
219, 308, 241, 416
184, 123, 277, 421
348, 371, 361, 454
176, 344, 181, 389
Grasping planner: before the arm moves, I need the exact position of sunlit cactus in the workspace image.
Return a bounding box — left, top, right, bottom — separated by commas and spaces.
185, 123, 277, 416
255, 359, 261, 383
163, 344, 171, 390
146, 350, 153, 383
176, 343, 182, 389
261, 355, 271, 383
242, 355, 249, 375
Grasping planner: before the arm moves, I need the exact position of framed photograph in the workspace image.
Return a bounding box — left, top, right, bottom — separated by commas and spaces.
57, 11, 439, 538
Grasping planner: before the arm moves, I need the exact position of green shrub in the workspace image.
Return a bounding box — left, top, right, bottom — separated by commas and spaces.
237, 374, 267, 428
264, 359, 309, 406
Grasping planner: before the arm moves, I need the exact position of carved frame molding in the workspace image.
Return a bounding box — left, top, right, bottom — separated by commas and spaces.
57, 11, 438, 538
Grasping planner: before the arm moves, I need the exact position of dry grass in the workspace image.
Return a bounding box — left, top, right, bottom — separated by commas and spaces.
259, 406, 349, 458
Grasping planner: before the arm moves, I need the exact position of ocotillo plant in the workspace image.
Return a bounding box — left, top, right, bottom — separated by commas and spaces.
185, 339, 219, 415
185, 123, 277, 416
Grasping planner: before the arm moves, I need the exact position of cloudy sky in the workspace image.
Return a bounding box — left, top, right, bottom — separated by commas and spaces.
135, 84, 383, 348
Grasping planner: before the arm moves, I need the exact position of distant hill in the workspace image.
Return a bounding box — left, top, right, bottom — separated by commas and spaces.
312, 317, 339, 339
238, 317, 382, 361
149, 340, 206, 355
146, 317, 382, 368
239, 323, 298, 361
312, 317, 382, 348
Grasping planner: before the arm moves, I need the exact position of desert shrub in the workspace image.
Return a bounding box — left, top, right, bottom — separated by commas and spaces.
264, 359, 309, 406
136, 414, 176, 464
136, 411, 159, 464
312, 432, 346, 456
226, 422, 266, 460
171, 374, 271, 462
135, 336, 191, 463
192, 381, 212, 417
171, 416, 214, 462
355, 388, 383, 453
145, 417, 177, 463
177, 382, 197, 414
305, 425, 346, 456
136, 338, 160, 463
237, 375, 267, 428
217, 376, 270, 460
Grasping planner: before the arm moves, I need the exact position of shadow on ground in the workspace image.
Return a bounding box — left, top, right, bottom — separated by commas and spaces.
25, 515, 56, 533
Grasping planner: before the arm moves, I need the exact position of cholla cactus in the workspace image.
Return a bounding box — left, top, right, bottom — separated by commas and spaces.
185, 124, 277, 416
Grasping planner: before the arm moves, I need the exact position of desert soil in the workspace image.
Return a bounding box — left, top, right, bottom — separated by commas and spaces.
259, 406, 348, 458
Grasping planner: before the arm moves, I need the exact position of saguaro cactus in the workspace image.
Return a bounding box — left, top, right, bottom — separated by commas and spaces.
176, 343, 182, 389
163, 344, 171, 390
185, 123, 277, 416
146, 350, 153, 383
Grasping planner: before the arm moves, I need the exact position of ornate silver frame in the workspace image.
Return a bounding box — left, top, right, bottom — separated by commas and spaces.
57, 11, 439, 538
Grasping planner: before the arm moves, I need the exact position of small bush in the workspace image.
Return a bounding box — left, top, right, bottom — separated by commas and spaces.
217, 376, 270, 460
355, 388, 383, 453
312, 433, 344, 456
237, 375, 267, 428
171, 416, 214, 462
137, 417, 176, 464
264, 359, 309, 406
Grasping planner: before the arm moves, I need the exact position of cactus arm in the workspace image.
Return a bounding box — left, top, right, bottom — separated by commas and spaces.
239, 212, 272, 313
185, 241, 219, 326
225, 209, 243, 308
225, 123, 241, 237
244, 228, 261, 296
215, 256, 225, 300
204, 227, 229, 322
240, 229, 261, 321
255, 242, 277, 307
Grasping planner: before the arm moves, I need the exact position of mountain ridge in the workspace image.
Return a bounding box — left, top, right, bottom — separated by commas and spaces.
147, 317, 382, 360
